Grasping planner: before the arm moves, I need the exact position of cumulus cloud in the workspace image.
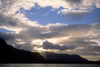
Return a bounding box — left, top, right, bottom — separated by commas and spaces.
0, 0, 100, 22
0, 14, 18, 26
0, 0, 35, 15
42, 40, 76, 50
1, 0, 100, 15
0, 13, 27, 32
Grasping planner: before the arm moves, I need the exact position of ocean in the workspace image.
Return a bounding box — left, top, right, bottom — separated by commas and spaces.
0, 64, 100, 67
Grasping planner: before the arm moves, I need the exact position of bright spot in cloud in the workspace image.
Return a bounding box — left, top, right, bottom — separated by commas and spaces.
34, 47, 38, 50
47, 39, 58, 43
61, 37, 70, 39
31, 39, 44, 45
17, 42, 26, 44
37, 47, 44, 52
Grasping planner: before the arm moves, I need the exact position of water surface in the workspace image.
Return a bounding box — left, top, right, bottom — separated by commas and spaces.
0, 64, 100, 67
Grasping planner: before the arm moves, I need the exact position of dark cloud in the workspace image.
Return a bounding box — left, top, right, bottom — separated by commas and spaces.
63, 12, 89, 20
19, 26, 60, 39
78, 52, 100, 56
75, 46, 100, 56
43, 40, 76, 50
50, 24, 91, 37
66, 0, 83, 3
57, 37, 97, 46
65, 0, 83, 7
91, 34, 100, 40
0, 14, 29, 31
0, 14, 18, 26
89, 46, 100, 52
0, 32, 15, 40
84, 53, 100, 56
36, 32, 59, 39
62, 45, 100, 56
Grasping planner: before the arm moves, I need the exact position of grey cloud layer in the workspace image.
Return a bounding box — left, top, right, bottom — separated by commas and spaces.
15, 23, 100, 56
1, 18, 100, 47
0, 14, 18, 26
1, 22, 100, 56
63, 12, 90, 20
65, 0, 83, 6
66, 0, 83, 3
75, 46, 100, 56
42, 41, 76, 50
0, 32, 15, 40
57, 37, 97, 45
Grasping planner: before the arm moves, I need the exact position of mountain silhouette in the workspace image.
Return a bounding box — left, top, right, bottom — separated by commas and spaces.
1, 38, 99, 63
41, 52, 88, 62
0, 38, 45, 63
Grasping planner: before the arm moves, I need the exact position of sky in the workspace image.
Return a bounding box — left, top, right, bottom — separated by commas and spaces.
0, 0, 100, 61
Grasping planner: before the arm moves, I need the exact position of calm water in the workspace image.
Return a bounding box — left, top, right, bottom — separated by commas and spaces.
0, 64, 100, 67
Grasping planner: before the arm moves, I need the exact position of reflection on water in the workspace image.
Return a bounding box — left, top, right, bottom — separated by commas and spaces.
0, 64, 100, 67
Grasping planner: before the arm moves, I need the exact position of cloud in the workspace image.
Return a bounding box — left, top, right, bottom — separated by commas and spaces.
74, 46, 100, 56
0, 12, 41, 33
85, 46, 100, 52
0, 0, 100, 60
0, 14, 18, 26
31, 13, 34, 15
0, 32, 15, 40
56, 37, 97, 46
1, 0, 100, 15
42, 14, 47, 16
0, 18, 100, 58
0, 0, 100, 23
59, 9, 91, 20
0, 19, 100, 51
13, 22, 100, 48
42, 40, 76, 50
65, 0, 83, 6
0, 13, 27, 32
63, 12, 89, 20
0, 0, 35, 15
66, 0, 83, 3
